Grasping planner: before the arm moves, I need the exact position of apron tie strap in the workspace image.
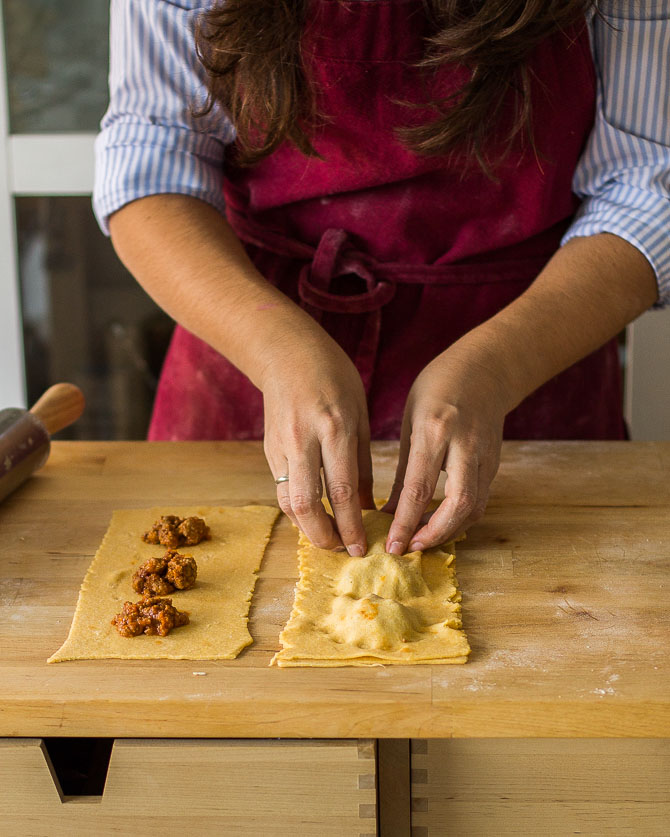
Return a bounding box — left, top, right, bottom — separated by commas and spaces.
298, 228, 396, 314
224, 209, 550, 395
297, 229, 395, 392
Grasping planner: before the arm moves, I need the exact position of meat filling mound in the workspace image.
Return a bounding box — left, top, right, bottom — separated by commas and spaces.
111, 596, 190, 637
132, 550, 198, 596
142, 515, 210, 548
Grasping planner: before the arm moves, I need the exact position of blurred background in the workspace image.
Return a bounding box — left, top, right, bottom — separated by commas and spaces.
0, 0, 668, 440
1, 0, 173, 440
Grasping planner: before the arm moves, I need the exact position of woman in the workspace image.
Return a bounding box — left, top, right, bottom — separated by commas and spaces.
95, 1, 668, 558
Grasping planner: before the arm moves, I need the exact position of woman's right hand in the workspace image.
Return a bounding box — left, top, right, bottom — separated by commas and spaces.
260, 330, 375, 557
108, 195, 374, 548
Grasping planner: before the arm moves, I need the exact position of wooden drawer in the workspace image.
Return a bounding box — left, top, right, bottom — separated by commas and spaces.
410, 739, 670, 836
0, 738, 377, 836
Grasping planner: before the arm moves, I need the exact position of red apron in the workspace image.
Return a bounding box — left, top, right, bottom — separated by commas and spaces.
149, 0, 624, 441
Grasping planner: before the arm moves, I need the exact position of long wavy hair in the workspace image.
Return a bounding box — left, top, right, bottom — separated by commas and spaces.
195, 0, 595, 170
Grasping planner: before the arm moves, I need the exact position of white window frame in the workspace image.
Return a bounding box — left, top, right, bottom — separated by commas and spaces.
0, 3, 668, 437
0, 4, 96, 408
0, 4, 23, 406
625, 312, 670, 441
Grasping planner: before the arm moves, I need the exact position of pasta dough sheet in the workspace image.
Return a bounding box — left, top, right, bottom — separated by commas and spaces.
271, 510, 470, 667
48, 505, 279, 663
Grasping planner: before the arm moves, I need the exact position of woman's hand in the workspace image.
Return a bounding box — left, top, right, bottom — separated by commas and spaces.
260, 329, 375, 557
380, 232, 660, 555
108, 197, 375, 554
382, 348, 507, 554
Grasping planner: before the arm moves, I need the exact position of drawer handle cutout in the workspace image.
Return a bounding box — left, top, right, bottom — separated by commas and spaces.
41, 738, 113, 802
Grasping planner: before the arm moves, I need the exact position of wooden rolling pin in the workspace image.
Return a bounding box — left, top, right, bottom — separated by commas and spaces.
0, 383, 85, 503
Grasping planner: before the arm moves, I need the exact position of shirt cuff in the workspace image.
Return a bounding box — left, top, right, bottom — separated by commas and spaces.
561, 189, 670, 308
93, 122, 227, 235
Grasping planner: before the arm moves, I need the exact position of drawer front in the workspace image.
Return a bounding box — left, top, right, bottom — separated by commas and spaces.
410, 739, 670, 836
0, 738, 377, 836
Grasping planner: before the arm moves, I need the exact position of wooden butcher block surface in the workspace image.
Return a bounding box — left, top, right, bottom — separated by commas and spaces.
1, 441, 669, 738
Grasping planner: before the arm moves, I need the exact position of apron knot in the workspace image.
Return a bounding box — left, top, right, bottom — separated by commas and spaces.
298, 228, 396, 314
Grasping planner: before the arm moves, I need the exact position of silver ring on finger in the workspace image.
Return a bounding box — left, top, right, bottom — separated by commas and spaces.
274, 474, 290, 485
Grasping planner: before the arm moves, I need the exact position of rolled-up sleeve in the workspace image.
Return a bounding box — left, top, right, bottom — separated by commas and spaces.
93, 0, 234, 235
561, 1, 670, 307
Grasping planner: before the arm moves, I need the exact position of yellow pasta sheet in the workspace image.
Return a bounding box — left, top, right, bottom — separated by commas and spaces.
271, 509, 470, 667
49, 505, 279, 663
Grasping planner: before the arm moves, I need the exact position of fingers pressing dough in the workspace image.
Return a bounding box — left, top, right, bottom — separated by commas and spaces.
272, 509, 470, 667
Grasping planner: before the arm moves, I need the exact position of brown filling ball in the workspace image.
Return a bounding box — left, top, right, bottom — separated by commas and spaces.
142, 515, 210, 548
142, 515, 182, 548
111, 596, 190, 637
165, 550, 198, 589
177, 516, 210, 545
131, 555, 173, 596
132, 550, 198, 595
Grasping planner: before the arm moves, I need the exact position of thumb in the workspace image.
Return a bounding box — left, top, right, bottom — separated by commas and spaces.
357, 428, 376, 510
380, 414, 411, 514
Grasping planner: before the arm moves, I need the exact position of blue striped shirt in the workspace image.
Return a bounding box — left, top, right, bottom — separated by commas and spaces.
93, 0, 670, 306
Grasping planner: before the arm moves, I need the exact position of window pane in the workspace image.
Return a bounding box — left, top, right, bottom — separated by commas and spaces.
16, 197, 173, 440
3, 0, 109, 133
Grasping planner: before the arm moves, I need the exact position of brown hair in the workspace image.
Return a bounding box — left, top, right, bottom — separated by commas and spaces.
195, 0, 594, 169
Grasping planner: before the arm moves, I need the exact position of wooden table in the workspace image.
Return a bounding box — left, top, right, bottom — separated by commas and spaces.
2, 441, 669, 835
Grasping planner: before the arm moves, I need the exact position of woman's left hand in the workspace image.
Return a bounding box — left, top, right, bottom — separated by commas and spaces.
382, 347, 507, 554
381, 233, 661, 555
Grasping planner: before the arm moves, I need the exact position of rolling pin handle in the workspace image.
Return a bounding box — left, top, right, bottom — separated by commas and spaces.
29, 383, 86, 436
